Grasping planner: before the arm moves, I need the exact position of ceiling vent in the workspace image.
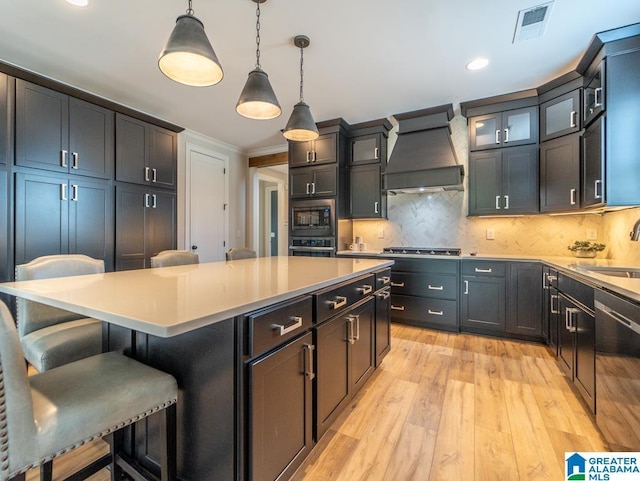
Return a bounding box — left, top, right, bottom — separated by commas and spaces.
513, 1, 554, 43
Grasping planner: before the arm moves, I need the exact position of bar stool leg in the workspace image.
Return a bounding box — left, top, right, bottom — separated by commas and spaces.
160, 403, 177, 481
109, 429, 124, 481
40, 461, 52, 481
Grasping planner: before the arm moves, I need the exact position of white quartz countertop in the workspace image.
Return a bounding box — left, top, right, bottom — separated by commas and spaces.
0, 256, 393, 338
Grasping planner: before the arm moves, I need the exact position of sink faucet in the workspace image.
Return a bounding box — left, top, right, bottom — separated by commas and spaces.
631, 217, 640, 241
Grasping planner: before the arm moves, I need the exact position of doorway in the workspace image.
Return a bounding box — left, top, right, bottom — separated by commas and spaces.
250, 163, 288, 257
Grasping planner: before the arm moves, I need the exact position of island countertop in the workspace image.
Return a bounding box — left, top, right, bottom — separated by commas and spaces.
0, 256, 393, 337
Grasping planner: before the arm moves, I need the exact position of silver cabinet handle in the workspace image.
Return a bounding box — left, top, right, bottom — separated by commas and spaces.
145, 166, 151, 182
376, 290, 390, 300
570, 111, 577, 128
357, 285, 373, 295
475, 267, 492, 273
570, 188, 577, 205
374, 201, 379, 214
595, 180, 603, 200
311, 182, 316, 195
504, 195, 509, 209
273, 316, 303, 336
152, 194, 157, 209
428, 309, 443, 316
60, 183, 67, 201
71, 184, 78, 202
390, 282, 405, 287
551, 294, 559, 314
306, 183, 311, 195
495, 195, 501, 210
428, 285, 444, 291
374, 147, 379, 159
464, 280, 469, 295
594, 87, 603, 108
303, 344, 315, 380
152, 168, 157, 183
542, 271, 547, 290
547, 275, 557, 283
377, 276, 390, 285
347, 317, 356, 345
566, 307, 580, 333
390, 305, 405, 311
495, 130, 500, 144
145, 193, 150, 208
61, 150, 68, 168
72, 152, 79, 169
329, 296, 347, 310
504, 128, 509, 143
353, 315, 360, 342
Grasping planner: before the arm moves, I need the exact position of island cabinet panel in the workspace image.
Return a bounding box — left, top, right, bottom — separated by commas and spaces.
506, 262, 543, 338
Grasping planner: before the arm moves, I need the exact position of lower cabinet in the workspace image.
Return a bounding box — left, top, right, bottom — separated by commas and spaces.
461, 261, 506, 332
507, 262, 543, 337
375, 286, 391, 365
316, 296, 374, 440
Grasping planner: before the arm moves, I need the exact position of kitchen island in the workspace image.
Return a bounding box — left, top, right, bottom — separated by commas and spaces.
0, 256, 393, 481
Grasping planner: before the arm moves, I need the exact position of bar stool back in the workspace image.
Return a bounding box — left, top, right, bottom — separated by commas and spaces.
150, 250, 199, 268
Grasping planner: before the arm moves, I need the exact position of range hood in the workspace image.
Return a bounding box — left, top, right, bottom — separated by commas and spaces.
384, 104, 464, 194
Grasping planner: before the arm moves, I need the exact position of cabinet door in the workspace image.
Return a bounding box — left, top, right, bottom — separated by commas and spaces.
149, 125, 177, 188
501, 106, 538, 147
468, 150, 501, 215
351, 134, 381, 165
582, 116, 604, 208
115, 184, 147, 271
548, 287, 560, 356
69, 98, 114, 179
310, 134, 337, 164
502, 146, 539, 214
574, 307, 595, 412
350, 164, 383, 218
468, 113, 501, 151
16, 80, 69, 173
315, 314, 350, 440
557, 296, 575, 378
507, 262, 542, 337
539, 133, 580, 213
68, 178, 114, 271
375, 289, 390, 366
461, 276, 506, 331
310, 166, 337, 196
350, 297, 375, 395
540, 90, 581, 142
248, 333, 314, 481
0, 73, 8, 165
15, 172, 69, 264
584, 60, 604, 126
115, 114, 147, 184
288, 140, 313, 167
289, 170, 314, 197
146, 189, 177, 266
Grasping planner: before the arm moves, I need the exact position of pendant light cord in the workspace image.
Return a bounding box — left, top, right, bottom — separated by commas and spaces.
186, 0, 194, 15
255, 1, 261, 69
299, 45, 305, 102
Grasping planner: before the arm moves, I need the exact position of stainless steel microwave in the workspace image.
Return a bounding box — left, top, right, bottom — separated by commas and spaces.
290, 199, 335, 237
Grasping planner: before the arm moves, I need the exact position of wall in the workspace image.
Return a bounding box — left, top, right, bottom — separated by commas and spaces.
352, 114, 637, 260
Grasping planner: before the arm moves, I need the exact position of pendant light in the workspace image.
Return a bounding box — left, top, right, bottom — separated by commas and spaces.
283, 35, 319, 141
236, 0, 281, 120
158, 0, 224, 87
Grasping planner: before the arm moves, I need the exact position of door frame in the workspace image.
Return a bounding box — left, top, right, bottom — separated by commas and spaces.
250, 168, 287, 256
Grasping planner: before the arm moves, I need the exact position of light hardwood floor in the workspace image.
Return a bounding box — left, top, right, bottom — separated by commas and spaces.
26, 324, 607, 481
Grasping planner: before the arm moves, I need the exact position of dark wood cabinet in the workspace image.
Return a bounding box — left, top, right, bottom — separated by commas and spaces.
0, 73, 9, 165
16, 80, 114, 179
506, 262, 543, 338
468, 106, 538, 151
115, 113, 177, 188
468, 145, 538, 215
350, 133, 385, 165
583, 59, 605, 127
582, 116, 605, 208
540, 89, 581, 142
14, 172, 114, 269
0, 167, 8, 285
542, 267, 560, 355
290, 165, 337, 198
375, 286, 391, 366
461, 261, 506, 332
539, 133, 580, 213
115, 183, 176, 270
349, 164, 384, 218
289, 133, 338, 167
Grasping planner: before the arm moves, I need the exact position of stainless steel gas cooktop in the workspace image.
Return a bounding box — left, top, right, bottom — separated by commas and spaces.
382, 247, 462, 256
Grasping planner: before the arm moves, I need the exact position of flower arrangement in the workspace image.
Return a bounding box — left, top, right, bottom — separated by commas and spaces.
567, 240, 606, 258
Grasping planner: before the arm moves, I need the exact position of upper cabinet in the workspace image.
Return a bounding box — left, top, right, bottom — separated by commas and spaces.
16, 80, 114, 179
289, 133, 338, 167
468, 106, 538, 151
115, 113, 177, 189
539, 133, 581, 213
540, 89, 581, 142
583, 60, 605, 127
0, 73, 9, 165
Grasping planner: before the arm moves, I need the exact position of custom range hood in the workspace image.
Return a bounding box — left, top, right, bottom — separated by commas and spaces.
384, 104, 464, 194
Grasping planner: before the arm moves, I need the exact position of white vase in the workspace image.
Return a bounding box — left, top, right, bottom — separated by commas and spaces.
573, 250, 597, 258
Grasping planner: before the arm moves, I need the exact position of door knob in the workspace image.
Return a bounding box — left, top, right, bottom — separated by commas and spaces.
191, 245, 198, 250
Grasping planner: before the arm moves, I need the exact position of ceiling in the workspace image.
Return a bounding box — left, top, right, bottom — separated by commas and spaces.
0, 1, 638, 154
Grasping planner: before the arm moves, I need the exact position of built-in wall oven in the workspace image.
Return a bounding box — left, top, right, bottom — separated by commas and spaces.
289, 199, 336, 257
594, 289, 640, 450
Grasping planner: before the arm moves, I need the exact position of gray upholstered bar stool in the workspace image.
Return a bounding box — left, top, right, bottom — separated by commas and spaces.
0, 301, 178, 481
150, 250, 199, 267
225, 247, 257, 261
15, 254, 105, 372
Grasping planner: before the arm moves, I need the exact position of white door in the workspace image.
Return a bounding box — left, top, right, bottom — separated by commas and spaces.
189, 149, 226, 262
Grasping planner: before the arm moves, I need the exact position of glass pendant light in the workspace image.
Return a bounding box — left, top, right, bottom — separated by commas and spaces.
236, 0, 281, 120
158, 0, 224, 87
283, 35, 319, 141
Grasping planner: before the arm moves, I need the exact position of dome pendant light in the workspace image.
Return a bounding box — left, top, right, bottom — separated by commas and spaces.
158, 0, 224, 87
236, 0, 281, 120
283, 35, 319, 141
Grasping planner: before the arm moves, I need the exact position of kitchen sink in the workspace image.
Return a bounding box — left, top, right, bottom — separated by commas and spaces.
579, 266, 640, 278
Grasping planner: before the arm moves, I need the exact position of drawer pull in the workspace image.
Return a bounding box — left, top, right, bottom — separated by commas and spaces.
376, 290, 390, 300
329, 296, 347, 310
273, 316, 303, 336
474, 268, 492, 273
347, 316, 356, 345
390, 282, 405, 287
303, 344, 315, 380
390, 305, 405, 311
428, 284, 444, 291
378, 276, 391, 285
550, 294, 559, 314
357, 285, 373, 295
428, 309, 444, 316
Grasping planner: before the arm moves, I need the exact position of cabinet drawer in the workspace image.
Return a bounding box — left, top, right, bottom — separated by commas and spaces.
390, 272, 457, 300
461, 261, 506, 277
389, 295, 458, 329
374, 268, 391, 291
246, 295, 313, 357
388, 257, 459, 274
315, 274, 375, 324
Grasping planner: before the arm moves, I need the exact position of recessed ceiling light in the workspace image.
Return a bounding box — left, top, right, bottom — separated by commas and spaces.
466, 57, 489, 71
66, 0, 89, 6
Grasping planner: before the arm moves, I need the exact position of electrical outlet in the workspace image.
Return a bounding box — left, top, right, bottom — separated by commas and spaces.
486, 228, 495, 240
378, 228, 385, 239
586, 228, 598, 240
